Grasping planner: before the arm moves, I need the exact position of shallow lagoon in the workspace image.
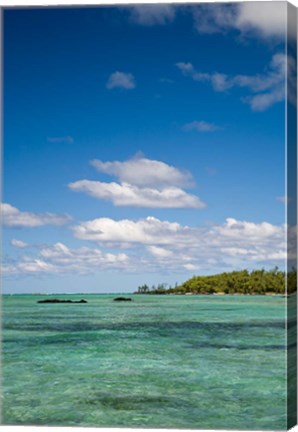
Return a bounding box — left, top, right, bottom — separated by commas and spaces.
2, 294, 287, 429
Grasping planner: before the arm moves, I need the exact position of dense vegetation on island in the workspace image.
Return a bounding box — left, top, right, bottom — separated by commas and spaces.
135, 267, 297, 295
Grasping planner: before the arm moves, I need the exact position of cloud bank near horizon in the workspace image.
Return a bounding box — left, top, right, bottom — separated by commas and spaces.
3, 216, 287, 278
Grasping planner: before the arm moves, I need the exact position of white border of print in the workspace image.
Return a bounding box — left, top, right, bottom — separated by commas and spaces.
0, 0, 296, 6
0, 2, 297, 432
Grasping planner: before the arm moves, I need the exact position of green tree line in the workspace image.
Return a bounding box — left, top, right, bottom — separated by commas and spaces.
135, 267, 297, 295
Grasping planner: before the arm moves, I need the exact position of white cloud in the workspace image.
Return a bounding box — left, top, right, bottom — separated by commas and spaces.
236, 2, 286, 38
69, 156, 205, 209
4, 242, 131, 276
192, 3, 235, 35
183, 263, 198, 271
183, 120, 221, 132
18, 259, 56, 274
128, 4, 175, 26
69, 180, 204, 209
177, 53, 287, 111
72, 216, 187, 245
11, 239, 29, 248
147, 245, 174, 259
192, 2, 286, 38
90, 156, 193, 188
176, 62, 194, 75
4, 216, 286, 277
212, 217, 282, 240
72, 215, 284, 247
246, 86, 284, 111
126, 3, 286, 39
39, 242, 73, 259
71, 215, 286, 271
1, 203, 72, 228
106, 71, 136, 90
39, 242, 129, 272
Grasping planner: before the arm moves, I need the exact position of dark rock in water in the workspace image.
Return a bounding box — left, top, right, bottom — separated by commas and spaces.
37, 299, 87, 304
113, 297, 132, 302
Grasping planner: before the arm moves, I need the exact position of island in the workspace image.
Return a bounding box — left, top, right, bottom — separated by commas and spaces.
37, 299, 88, 304
113, 297, 132, 302
135, 267, 297, 296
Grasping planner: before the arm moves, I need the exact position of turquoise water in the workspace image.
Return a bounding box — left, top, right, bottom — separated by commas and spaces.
2, 294, 287, 429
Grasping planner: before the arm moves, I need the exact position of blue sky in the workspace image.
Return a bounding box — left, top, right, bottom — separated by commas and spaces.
2, 3, 291, 293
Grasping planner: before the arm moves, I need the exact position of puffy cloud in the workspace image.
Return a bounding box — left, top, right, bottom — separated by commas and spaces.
17, 259, 56, 274
72, 216, 187, 244
183, 263, 198, 271
147, 245, 174, 258
72, 215, 284, 247
39, 242, 129, 272
106, 71, 136, 90
1, 203, 72, 228
4, 242, 130, 275
72, 215, 286, 271
177, 53, 288, 111
235, 2, 286, 38
90, 156, 193, 188
10, 239, 29, 248
183, 120, 221, 132
69, 180, 204, 209
213, 217, 282, 238
4, 216, 286, 277
69, 156, 205, 209
192, 2, 286, 38
128, 4, 175, 26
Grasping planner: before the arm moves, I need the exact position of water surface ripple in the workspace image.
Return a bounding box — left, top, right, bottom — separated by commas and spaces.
2, 294, 286, 429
